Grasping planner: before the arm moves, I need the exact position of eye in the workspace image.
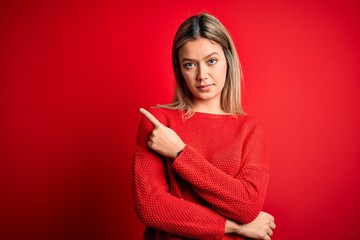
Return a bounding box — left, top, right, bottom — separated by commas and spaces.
184, 62, 195, 69
208, 59, 217, 65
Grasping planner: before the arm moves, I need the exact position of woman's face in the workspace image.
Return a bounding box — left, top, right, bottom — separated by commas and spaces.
178, 37, 227, 106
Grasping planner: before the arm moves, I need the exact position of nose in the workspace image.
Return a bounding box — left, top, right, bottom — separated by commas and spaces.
196, 63, 208, 81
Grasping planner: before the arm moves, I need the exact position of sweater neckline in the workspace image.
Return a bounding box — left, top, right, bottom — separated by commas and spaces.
193, 111, 238, 118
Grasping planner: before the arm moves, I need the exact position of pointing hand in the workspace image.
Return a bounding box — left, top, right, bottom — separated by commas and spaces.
140, 108, 185, 159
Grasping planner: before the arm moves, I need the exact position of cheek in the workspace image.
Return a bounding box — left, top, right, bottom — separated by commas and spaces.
215, 64, 227, 83
181, 70, 195, 85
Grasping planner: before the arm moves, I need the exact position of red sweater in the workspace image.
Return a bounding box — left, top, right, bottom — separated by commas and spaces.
132, 108, 269, 240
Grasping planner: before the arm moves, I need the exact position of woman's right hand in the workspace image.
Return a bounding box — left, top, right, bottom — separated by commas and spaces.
238, 211, 276, 240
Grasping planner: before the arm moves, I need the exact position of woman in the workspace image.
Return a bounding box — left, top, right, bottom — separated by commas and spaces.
133, 13, 276, 240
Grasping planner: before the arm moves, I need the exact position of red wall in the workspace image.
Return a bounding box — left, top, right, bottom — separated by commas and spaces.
1, 1, 360, 239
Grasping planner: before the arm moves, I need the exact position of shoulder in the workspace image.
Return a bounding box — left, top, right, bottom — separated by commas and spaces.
142, 106, 182, 126
136, 107, 180, 142
235, 114, 268, 137
242, 114, 266, 128
234, 113, 266, 127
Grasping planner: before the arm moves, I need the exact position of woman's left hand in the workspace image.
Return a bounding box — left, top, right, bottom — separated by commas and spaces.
140, 108, 186, 159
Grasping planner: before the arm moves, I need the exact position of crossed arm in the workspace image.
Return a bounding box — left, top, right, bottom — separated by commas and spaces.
133, 108, 276, 239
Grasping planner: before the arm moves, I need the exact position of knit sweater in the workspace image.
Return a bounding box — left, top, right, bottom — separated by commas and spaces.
132, 108, 269, 240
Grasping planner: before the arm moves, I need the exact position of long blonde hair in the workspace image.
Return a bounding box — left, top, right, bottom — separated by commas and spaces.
159, 13, 244, 117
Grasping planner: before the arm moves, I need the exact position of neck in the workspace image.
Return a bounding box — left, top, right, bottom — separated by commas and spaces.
193, 100, 227, 114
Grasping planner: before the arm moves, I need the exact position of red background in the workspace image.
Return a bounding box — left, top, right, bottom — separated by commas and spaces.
1, 1, 360, 239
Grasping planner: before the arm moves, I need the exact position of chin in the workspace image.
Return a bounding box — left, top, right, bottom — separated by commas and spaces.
194, 94, 220, 101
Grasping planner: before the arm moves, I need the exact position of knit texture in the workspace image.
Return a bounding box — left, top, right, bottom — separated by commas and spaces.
132, 108, 269, 240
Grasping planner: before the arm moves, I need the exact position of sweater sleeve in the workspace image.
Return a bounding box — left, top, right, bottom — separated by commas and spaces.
171, 120, 269, 224
132, 113, 226, 240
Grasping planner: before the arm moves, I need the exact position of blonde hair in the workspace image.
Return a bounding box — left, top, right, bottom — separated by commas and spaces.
159, 13, 245, 117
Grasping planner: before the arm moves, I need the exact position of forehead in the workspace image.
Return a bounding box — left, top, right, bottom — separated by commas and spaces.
178, 37, 224, 59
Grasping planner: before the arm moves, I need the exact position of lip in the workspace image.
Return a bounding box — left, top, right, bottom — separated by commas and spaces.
196, 84, 214, 91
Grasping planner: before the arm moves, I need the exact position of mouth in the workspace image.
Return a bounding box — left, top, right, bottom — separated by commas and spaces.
196, 84, 214, 90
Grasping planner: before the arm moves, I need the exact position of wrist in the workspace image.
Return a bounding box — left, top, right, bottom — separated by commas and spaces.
173, 144, 185, 159
225, 219, 241, 234
176, 149, 183, 158
236, 224, 244, 235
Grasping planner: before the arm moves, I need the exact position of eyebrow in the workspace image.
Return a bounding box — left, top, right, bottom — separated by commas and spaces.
180, 52, 220, 62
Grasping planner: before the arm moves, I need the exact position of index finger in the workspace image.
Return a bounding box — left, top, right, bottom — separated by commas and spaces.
140, 108, 162, 127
